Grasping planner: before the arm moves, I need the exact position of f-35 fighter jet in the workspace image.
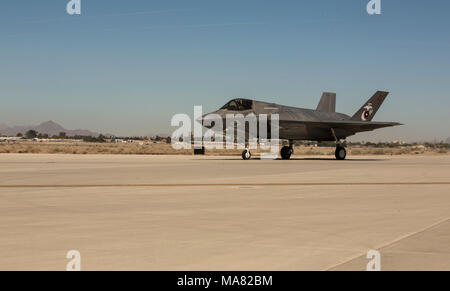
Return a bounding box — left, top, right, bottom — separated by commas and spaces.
202, 91, 402, 160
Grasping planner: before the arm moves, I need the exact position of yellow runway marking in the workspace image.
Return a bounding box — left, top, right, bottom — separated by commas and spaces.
0, 182, 449, 188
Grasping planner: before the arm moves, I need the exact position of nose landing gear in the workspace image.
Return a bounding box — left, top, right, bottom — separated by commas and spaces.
242, 149, 251, 160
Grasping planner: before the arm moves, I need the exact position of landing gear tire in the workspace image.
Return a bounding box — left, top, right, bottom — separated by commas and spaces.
335, 146, 346, 160
242, 149, 251, 160
280, 146, 293, 160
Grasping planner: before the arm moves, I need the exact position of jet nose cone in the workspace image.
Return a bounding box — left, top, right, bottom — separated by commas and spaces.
198, 111, 223, 129
196, 113, 210, 124
198, 113, 215, 128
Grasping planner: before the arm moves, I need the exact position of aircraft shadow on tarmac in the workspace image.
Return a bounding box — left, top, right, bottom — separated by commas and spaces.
198, 157, 386, 162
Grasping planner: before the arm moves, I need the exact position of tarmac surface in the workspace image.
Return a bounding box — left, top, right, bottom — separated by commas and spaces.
0, 154, 449, 270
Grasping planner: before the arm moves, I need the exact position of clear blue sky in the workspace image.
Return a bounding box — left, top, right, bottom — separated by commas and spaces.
1, 0, 449, 141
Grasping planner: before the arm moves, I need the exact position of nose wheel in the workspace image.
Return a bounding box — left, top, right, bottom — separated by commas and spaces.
335, 145, 347, 160
242, 149, 252, 160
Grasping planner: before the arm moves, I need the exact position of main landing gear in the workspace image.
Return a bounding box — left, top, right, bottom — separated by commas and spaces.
335, 145, 346, 160
280, 140, 294, 160
240, 136, 347, 160
331, 128, 347, 160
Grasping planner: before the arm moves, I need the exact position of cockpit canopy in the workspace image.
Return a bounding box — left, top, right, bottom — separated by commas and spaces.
220, 99, 253, 111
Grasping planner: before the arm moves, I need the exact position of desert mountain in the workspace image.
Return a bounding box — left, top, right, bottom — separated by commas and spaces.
0, 121, 98, 137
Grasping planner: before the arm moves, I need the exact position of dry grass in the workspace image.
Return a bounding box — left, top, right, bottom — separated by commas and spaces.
0, 142, 192, 155
0, 141, 448, 156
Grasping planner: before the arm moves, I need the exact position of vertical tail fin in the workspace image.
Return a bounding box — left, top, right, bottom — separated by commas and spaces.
316, 92, 336, 112
351, 91, 389, 121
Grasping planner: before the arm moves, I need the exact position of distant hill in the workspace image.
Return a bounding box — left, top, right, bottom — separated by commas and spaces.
446, 137, 450, 144
0, 121, 98, 137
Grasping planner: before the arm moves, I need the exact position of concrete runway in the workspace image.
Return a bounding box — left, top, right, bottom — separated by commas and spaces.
0, 154, 449, 270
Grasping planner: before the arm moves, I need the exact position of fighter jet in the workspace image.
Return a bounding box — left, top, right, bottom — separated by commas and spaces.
202, 91, 402, 160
